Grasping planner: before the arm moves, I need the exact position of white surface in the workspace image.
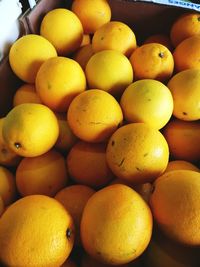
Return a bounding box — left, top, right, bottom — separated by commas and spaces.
0, 0, 22, 61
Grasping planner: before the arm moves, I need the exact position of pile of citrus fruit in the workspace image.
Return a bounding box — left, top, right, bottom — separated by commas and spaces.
0, 0, 200, 266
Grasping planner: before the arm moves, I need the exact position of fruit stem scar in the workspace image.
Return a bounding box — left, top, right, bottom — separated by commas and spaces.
159, 52, 164, 58
14, 142, 21, 149
66, 228, 72, 239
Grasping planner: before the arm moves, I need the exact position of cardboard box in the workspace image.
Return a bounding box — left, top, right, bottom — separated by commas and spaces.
0, 0, 200, 117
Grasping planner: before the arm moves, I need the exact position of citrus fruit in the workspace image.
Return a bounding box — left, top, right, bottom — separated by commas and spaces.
81, 184, 153, 265
92, 21, 137, 56
67, 141, 114, 188
13, 83, 42, 106
54, 113, 77, 152
143, 33, 173, 51
0, 166, 17, 206
36, 56, 86, 112
40, 8, 83, 55
73, 44, 94, 70
2, 103, 59, 157
67, 89, 123, 143
0, 117, 21, 167
129, 43, 174, 82
167, 68, 200, 121
9, 34, 57, 83
16, 149, 68, 197
120, 79, 173, 129
162, 119, 200, 162
150, 170, 200, 246
55, 185, 95, 246
0, 196, 4, 217
80, 34, 91, 46
0, 195, 75, 267
165, 160, 200, 173
71, 0, 111, 34
170, 12, 200, 47
173, 35, 200, 72
106, 123, 169, 184
85, 50, 133, 96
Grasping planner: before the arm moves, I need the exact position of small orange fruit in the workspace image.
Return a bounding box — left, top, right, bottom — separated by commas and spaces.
2, 103, 59, 157
55, 185, 95, 246
9, 34, 57, 83
150, 170, 200, 246
55, 113, 77, 153
67, 89, 123, 143
120, 79, 173, 129
67, 141, 114, 188
170, 12, 200, 47
80, 34, 91, 47
85, 50, 133, 96
129, 43, 174, 82
16, 149, 68, 197
13, 83, 42, 106
165, 160, 200, 173
73, 44, 94, 70
0, 166, 17, 206
81, 184, 153, 265
144, 33, 173, 51
0, 117, 21, 167
71, 0, 111, 34
173, 35, 200, 72
162, 118, 200, 162
40, 8, 83, 55
106, 123, 169, 184
167, 68, 200, 121
0, 195, 75, 267
36, 56, 86, 112
92, 21, 137, 56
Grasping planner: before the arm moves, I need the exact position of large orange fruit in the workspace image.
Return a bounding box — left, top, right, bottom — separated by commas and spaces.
36, 56, 86, 112
81, 184, 152, 265
150, 170, 200, 246
106, 123, 169, 184
9, 34, 57, 83
165, 160, 200, 173
0, 195, 75, 267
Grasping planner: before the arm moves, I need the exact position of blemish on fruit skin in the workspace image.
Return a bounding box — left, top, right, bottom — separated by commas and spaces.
118, 157, 125, 167
111, 140, 115, 146
182, 111, 188, 116
1, 148, 7, 154
47, 82, 52, 90
143, 153, 148, 157
136, 166, 142, 172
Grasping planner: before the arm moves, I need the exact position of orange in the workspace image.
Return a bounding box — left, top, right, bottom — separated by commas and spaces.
144, 228, 199, 267
120, 79, 173, 129
81, 184, 153, 265
143, 33, 173, 51
167, 68, 200, 121
13, 83, 42, 106
0, 196, 4, 217
71, 0, 111, 34
85, 50, 133, 97
55, 185, 95, 246
129, 43, 174, 82
16, 149, 68, 197
0, 117, 21, 167
2, 103, 59, 157
67, 141, 114, 188
165, 160, 200, 173
173, 35, 200, 72
40, 8, 83, 55
36, 56, 86, 112
9, 34, 57, 83
106, 123, 169, 184
92, 21, 137, 57
67, 89, 123, 143
0, 195, 75, 267
54, 113, 77, 152
162, 118, 200, 162
150, 170, 200, 246
80, 34, 91, 47
73, 44, 94, 70
170, 12, 200, 47
0, 166, 17, 206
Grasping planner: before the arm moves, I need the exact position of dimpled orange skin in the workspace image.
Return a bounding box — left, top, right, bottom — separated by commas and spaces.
0, 195, 75, 267
81, 184, 153, 265
106, 123, 169, 184
150, 170, 200, 246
